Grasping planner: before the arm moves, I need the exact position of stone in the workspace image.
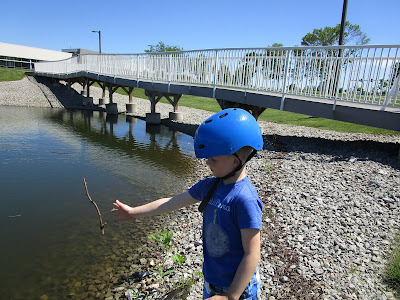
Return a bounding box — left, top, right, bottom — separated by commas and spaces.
280, 276, 290, 283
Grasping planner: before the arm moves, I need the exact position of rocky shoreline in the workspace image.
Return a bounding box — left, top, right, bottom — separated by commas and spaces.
1, 76, 400, 299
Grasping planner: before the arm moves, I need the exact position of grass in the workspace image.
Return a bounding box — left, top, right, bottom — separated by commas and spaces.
258, 109, 399, 135
384, 235, 400, 298
0, 67, 31, 81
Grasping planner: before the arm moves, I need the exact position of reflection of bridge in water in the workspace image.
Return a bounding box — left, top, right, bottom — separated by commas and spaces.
48, 110, 196, 178
34, 45, 400, 131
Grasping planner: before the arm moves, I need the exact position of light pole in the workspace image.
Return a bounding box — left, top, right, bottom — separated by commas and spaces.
338, 0, 348, 46
92, 30, 101, 53
334, 0, 348, 99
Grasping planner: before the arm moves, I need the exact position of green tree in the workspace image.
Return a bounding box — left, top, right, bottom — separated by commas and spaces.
145, 41, 183, 53
301, 21, 370, 46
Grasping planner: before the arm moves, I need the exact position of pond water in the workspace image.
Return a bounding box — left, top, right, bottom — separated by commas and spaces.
0, 106, 196, 299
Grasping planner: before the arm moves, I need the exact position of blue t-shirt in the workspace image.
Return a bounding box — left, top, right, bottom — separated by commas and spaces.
189, 176, 263, 287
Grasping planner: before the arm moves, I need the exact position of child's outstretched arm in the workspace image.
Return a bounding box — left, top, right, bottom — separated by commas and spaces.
112, 191, 198, 222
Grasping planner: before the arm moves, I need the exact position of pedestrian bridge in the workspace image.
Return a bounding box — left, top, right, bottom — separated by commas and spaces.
34, 45, 400, 131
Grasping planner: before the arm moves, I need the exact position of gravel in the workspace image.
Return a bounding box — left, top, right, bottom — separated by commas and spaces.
2, 75, 400, 299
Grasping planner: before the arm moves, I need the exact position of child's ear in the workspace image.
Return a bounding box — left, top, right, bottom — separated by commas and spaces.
233, 155, 241, 167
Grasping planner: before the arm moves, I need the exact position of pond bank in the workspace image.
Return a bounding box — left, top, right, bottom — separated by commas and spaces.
1, 76, 400, 299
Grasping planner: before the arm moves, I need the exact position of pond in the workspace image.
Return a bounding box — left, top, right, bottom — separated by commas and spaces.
0, 106, 196, 299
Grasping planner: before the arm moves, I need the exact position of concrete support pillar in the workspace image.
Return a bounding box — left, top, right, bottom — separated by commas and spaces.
146, 113, 161, 124
126, 103, 137, 114
106, 103, 118, 115
83, 97, 93, 106
169, 111, 183, 121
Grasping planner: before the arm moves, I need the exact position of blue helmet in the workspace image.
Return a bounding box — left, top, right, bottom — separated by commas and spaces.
194, 108, 263, 158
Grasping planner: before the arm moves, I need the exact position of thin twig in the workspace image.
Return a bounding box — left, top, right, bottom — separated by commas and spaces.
83, 177, 107, 235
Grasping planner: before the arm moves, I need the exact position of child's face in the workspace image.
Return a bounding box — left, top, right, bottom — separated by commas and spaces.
206, 155, 238, 178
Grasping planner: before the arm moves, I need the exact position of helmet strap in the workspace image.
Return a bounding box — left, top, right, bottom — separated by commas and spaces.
220, 150, 257, 180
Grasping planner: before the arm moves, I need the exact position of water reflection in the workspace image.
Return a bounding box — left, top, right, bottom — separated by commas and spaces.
0, 106, 196, 299
47, 109, 196, 193
50, 110, 195, 172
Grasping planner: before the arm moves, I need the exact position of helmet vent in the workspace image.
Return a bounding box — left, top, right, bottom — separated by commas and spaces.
205, 120, 212, 124
219, 113, 228, 119
198, 144, 205, 149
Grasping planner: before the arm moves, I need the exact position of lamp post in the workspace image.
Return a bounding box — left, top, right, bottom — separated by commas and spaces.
92, 30, 101, 54
338, 0, 348, 46
334, 0, 348, 101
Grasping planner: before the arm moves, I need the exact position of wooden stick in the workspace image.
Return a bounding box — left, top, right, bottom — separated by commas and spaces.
83, 177, 106, 235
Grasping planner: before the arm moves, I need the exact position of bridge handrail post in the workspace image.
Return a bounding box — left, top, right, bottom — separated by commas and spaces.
168, 52, 172, 93
213, 50, 219, 98
98, 55, 101, 76
280, 49, 292, 110
136, 55, 139, 87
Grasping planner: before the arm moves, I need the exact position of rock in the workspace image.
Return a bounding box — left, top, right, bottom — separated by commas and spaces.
280, 276, 290, 283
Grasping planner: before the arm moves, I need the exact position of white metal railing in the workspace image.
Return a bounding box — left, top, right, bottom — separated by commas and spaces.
34, 45, 400, 109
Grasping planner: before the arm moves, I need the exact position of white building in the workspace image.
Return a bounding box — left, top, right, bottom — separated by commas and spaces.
0, 42, 72, 69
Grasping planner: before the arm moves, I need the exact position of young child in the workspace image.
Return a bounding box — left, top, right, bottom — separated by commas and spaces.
112, 108, 263, 300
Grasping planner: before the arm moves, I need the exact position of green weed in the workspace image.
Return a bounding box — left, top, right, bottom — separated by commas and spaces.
172, 253, 187, 265
153, 266, 176, 278
148, 227, 173, 254
384, 235, 400, 296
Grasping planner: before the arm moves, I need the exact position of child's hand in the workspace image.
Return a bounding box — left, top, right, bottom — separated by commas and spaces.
111, 200, 134, 221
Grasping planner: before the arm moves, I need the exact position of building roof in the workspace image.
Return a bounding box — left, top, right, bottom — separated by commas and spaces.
0, 42, 72, 61
62, 48, 99, 55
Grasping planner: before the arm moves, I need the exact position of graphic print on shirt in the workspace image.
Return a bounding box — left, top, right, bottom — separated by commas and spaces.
204, 208, 230, 257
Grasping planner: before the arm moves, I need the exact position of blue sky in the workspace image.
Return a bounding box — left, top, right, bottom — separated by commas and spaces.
1, 0, 399, 54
